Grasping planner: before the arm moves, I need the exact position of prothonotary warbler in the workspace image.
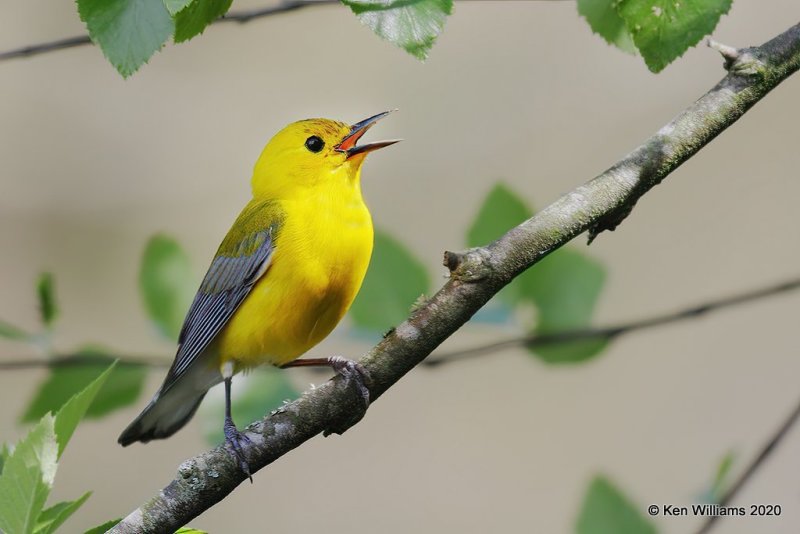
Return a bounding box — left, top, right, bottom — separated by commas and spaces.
118, 111, 399, 478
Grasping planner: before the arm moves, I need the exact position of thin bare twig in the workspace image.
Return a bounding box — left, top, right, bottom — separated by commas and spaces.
424, 277, 800, 366
695, 398, 800, 534
3, 276, 797, 372
0, 354, 169, 370
0, 0, 571, 63
0, 0, 338, 62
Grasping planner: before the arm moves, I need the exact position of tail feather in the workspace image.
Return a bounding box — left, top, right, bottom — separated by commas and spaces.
118, 364, 221, 446
118, 390, 206, 446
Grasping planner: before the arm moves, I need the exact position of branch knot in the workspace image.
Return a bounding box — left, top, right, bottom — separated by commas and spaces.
443, 248, 493, 282
708, 39, 767, 77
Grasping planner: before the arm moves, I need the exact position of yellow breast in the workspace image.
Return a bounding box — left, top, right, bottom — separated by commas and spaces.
215, 183, 373, 367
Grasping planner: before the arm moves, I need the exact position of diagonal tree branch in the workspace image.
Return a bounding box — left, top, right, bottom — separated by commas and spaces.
109, 24, 800, 533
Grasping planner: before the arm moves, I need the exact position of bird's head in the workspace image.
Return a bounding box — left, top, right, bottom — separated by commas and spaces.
251, 111, 399, 198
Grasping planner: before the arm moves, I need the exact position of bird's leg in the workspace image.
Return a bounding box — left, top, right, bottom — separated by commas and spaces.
282, 356, 372, 407
221, 362, 253, 482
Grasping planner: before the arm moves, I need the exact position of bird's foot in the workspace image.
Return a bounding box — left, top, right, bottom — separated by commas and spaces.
223, 417, 253, 483
328, 356, 372, 407
321, 356, 372, 437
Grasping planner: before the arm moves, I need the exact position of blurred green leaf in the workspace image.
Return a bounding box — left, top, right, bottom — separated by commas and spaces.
34, 491, 91, 534
78, 348, 147, 418
53, 361, 116, 457
77, 0, 173, 77
84, 518, 122, 534
576, 475, 657, 534
0, 319, 29, 341
174, 0, 232, 42
467, 183, 531, 249
0, 443, 9, 477
466, 183, 607, 362
577, 0, 636, 54
617, 0, 732, 72
342, 0, 453, 60
22, 365, 99, 425
201, 367, 298, 445
175, 528, 208, 533
522, 248, 607, 363
36, 273, 58, 328
708, 450, 735, 503
140, 234, 195, 341
22, 352, 142, 427
0, 414, 58, 534
466, 183, 532, 305
350, 230, 430, 332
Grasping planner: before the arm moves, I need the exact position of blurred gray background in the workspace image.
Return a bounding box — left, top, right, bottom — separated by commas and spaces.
1, 1, 799, 532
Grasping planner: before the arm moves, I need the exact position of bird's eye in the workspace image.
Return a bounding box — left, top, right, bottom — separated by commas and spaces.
304, 136, 325, 153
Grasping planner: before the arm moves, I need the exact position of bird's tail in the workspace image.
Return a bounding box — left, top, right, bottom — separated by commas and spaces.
118, 366, 220, 446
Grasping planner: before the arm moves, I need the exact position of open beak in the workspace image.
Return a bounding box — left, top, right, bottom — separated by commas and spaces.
336, 110, 401, 159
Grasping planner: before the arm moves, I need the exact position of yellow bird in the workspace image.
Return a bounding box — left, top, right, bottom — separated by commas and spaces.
119, 112, 398, 476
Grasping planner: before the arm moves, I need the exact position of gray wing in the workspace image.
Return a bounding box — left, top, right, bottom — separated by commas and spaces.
159, 229, 275, 395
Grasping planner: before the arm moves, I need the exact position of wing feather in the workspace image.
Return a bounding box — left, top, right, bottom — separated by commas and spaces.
159, 201, 283, 395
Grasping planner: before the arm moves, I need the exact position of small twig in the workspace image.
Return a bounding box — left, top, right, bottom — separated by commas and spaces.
218, 0, 338, 24
0, 353, 169, 370
425, 277, 800, 366
4, 276, 797, 372
707, 38, 741, 69
0, 0, 578, 63
0, 0, 338, 62
695, 397, 800, 534
0, 35, 91, 61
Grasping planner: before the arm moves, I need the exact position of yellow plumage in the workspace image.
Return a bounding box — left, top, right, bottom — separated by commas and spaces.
216, 168, 374, 367
119, 113, 397, 465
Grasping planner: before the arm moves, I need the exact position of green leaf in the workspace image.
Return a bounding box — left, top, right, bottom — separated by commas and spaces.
77, 0, 174, 77
53, 362, 117, 458
164, 0, 194, 15
466, 183, 607, 362
342, 0, 453, 60
22, 351, 143, 428
0, 319, 30, 341
140, 234, 195, 341
466, 183, 532, 305
577, 0, 636, 54
34, 491, 91, 534
576, 475, 657, 534
467, 183, 531, 249
175, 528, 208, 534
521, 248, 607, 363
349, 230, 430, 332
0, 415, 58, 534
36, 273, 58, 327
78, 348, 147, 419
708, 450, 735, 502
201, 367, 298, 445
174, 0, 232, 42
617, 0, 732, 72
0, 443, 9, 476
84, 518, 122, 534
